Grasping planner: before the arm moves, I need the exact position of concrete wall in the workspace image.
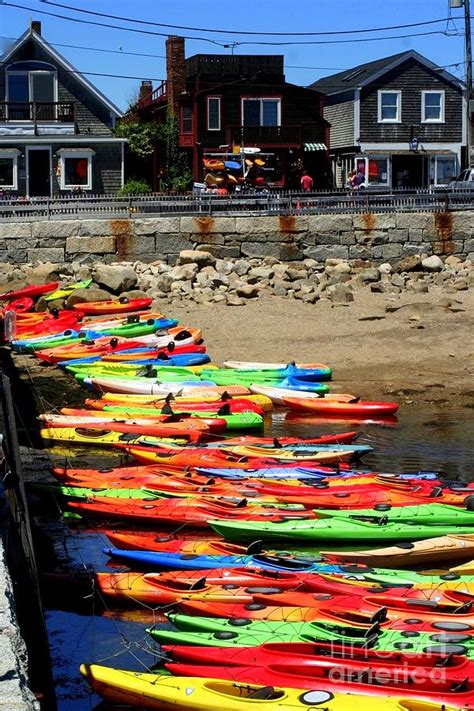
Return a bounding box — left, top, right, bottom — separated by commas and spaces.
0, 212, 473, 264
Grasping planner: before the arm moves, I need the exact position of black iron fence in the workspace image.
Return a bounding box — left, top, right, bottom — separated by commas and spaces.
0, 188, 472, 221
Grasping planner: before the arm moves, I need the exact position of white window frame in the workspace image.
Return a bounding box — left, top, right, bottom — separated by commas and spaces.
433, 155, 456, 186
241, 97, 282, 127
421, 90, 445, 124
58, 150, 93, 191
356, 155, 391, 187
207, 96, 221, 131
0, 149, 19, 190
377, 90, 401, 123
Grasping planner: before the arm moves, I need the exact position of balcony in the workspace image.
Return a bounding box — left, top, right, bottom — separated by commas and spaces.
138, 81, 168, 109
227, 125, 302, 146
0, 102, 76, 136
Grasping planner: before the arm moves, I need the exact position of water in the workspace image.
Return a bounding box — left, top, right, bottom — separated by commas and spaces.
37, 402, 474, 710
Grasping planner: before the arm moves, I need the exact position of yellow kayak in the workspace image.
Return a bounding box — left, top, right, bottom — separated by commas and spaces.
44, 279, 93, 301
217, 444, 357, 463
80, 665, 459, 710
100, 392, 274, 411
40, 427, 190, 447
451, 559, 474, 574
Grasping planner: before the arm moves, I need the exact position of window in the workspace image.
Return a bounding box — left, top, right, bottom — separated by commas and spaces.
378, 91, 401, 123
58, 150, 93, 190
422, 91, 445, 123
181, 106, 193, 134
435, 156, 456, 185
355, 156, 389, 187
242, 98, 281, 126
6, 61, 57, 120
0, 150, 19, 190
207, 97, 221, 131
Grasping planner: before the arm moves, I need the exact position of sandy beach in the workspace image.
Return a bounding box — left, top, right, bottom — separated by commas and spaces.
167, 287, 474, 406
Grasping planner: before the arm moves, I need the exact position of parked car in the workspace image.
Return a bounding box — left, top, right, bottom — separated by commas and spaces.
449, 168, 474, 189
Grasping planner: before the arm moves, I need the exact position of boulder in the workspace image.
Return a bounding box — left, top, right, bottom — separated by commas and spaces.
66, 287, 111, 308
177, 250, 216, 267
378, 262, 393, 275
357, 267, 380, 283
327, 284, 354, 303
394, 255, 422, 273
28, 262, 61, 285
226, 293, 245, 306
232, 259, 251, 276
272, 279, 289, 296
248, 267, 275, 280
169, 263, 199, 281
236, 284, 260, 299
421, 255, 444, 271
94, 265, 137, 294
452, 278, 469, 291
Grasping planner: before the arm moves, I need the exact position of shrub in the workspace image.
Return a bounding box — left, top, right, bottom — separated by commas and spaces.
118, 179, 152, 196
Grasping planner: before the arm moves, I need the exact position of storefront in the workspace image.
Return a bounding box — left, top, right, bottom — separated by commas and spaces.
353, 151, 458, 190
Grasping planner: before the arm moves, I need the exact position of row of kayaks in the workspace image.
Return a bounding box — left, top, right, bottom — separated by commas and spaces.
5, 286, 473, 709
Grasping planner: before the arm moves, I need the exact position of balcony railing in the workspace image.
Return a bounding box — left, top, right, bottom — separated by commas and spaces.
227, 125, 303, 145
0, 102, 75, 123
138, 81, 168, 108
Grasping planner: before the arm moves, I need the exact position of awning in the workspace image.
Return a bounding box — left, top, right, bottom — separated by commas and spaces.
304, 142, 327, 151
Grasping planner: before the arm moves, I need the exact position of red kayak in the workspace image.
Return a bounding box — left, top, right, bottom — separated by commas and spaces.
84, 399, 264, 416
36, 340, 206, 365
66, 496, 312, 526
0, 281, 59, 301
283, 397, 399, 417
2, 297, 34, 314
162, 642, 474, 706
103, 532, 251, 554
72, 298, 153, 315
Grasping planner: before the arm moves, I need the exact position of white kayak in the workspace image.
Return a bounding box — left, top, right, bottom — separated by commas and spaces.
85, 376, 249, 397
223, 360, 326, 370
249, 384, 357, 406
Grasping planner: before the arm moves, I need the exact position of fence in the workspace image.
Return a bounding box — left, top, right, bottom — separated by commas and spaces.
0, 188, 472, 221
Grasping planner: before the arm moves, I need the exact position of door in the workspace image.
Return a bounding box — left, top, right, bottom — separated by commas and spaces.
391, 155, 425, 189
27, 148, 51, 197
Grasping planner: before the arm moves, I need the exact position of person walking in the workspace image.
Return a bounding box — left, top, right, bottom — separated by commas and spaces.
300, 170, 314, 192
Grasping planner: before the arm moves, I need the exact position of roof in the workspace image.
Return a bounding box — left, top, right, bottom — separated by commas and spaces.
0, 28, 123, 117
310, 50, 463, 95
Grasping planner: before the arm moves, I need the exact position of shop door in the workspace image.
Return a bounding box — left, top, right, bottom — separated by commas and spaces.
27, 148, 51, 197
392, 155, 425, 189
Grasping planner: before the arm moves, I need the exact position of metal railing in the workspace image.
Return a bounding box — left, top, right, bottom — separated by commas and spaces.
0, 101, 75, 123
0, 188, 472, 221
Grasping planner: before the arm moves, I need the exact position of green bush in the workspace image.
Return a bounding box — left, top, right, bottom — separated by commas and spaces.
118, 179, 152, 196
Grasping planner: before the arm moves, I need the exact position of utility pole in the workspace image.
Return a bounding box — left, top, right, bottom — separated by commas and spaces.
465, 0, 472, 165
451, 0, 473, 166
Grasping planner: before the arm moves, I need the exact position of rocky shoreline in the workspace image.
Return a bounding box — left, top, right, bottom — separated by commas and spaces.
0, 249, 472, 309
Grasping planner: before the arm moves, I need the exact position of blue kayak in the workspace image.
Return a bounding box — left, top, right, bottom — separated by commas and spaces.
60, 353, 210, 369
102, 548, 352, 573
206, 443, 373, 455
195, 467, 443, 481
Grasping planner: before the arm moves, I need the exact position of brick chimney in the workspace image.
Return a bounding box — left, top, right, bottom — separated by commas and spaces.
166, 35, 186, 115
30, 20, 41, 35
139, 80, 153, 105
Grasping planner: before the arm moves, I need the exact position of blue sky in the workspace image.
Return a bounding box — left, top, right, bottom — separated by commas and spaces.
0, 0, 468, 111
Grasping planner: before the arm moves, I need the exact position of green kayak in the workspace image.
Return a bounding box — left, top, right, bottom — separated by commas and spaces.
200, 365, 332, 382
44, 279, 92, 301
148, 614, 474, 655
65, 363, 196, 376
31, 483, 166, 500
313, 504, 474, 526
209, 516, 474, 543
92, 406, 263, 431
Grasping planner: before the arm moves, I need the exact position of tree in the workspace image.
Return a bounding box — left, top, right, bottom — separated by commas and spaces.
159, 112, 192, 192
114, 121, 161, 158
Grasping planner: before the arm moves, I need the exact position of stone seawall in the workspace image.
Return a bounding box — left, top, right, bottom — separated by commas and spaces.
0, 212, 473, 264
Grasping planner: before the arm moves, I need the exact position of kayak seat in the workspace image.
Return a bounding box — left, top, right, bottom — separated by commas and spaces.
450, 677, 469, 693
394, 542, 415, 549
247, 686, 279, 700
188, 577, 207, 591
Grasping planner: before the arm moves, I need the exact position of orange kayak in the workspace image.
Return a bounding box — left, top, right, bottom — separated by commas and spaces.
283, 397, 399, 417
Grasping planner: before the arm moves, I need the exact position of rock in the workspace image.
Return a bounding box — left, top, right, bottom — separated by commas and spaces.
327, 284, 354, 303
232, 259, 252, 276
153, 273, 174, 293
452, 278, 469, 291
226, 293, 245, 306
287, 268, 308, 281
272, 280, 288, 296
248, 267, 274, 280
332, 262, 352, 274
421, 255, 444, 271
378, 262, 392, 275
262, 256, 280, 266
66, 287, 111, 308
177, 250, 216, 267
118, 289, 150, 300
391, 274, 405, 288
301, 292, 319, 303
445, 255, 463, 268
212, 292, 228, 304
394, 255, 422, 272
94, 265, 137, 294
236, 284, 260, 299
370, 282, 385, 293
357, 267, 380, 283
272, 264, 289, 279
169, 263, 199, 281
28, 262, 62, 285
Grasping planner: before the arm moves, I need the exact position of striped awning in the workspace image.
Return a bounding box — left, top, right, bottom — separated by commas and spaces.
304, 142, 327, 151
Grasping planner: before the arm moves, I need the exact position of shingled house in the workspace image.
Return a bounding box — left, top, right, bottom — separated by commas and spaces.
311, 51, 465, 189
0, 21, 125, 197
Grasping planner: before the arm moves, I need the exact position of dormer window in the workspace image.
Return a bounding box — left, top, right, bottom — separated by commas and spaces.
6, 61, 56, 119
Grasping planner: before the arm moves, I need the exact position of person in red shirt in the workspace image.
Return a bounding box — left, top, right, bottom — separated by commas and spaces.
300, 170, 314, 192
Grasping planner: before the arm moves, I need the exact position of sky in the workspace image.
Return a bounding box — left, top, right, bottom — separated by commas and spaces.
0, 0, 468, 112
